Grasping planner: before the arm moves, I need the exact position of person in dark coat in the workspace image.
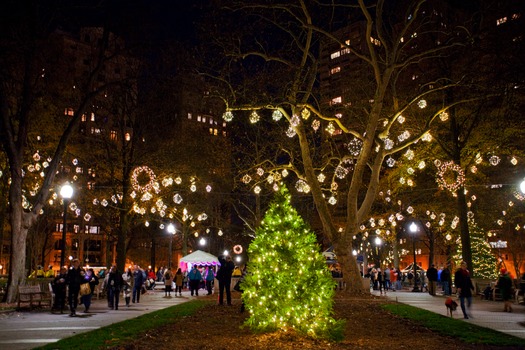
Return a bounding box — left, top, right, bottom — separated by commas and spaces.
132, 265, 145, 303
426, 264, 438, 296
66, 258, 85, 316
497, 268, 514, 312
217, 255, 235, 305
454, 261, 474, 319
441, 265, 452, 296
52, 267, 68, 313
107, 265, 123, 310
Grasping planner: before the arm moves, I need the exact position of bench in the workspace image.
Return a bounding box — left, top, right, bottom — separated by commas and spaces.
17, 284, 52, 310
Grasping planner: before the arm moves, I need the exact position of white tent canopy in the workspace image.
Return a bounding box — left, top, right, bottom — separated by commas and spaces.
179, 250, 220, 271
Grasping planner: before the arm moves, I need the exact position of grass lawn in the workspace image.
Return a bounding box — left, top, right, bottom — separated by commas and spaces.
382, 303, 525, 347
33, 300, 211, 350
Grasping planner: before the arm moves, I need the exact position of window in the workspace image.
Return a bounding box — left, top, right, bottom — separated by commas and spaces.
87, 181, 95, 190
110, 130, 117, 141
331, 96, 342, 105
497, 17, 508, 25
188, 113, 192, 119
197, 115, 202, 122
65, 108, 74, 116
330, 67, 341, 75
87, 226, 100, 234
202, 117, 206, 123
214, 128, 218, 136
125, 132, 131, 141
370, 37, 381, 46
91, 113, 95, 122
81, 114, 86, 122
330, 51, 341, 59
344, 39, 350, 46
340, 48, 351, 55
512, 13, 520, 20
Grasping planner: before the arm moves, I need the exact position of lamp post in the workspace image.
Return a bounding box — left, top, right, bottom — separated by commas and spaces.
167, 223, 176, 269
59, 183, 73, 268
409, 222, 420, 292
520, 179, 525, 194
374, 237, 382, 267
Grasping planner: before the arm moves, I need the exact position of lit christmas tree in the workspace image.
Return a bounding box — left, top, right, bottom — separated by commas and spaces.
454, 219, 497, 279
242, 185, 344, 340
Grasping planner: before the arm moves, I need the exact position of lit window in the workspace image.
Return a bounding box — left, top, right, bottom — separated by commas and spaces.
202, 117, 206, 123
222, 131, 227, 137
223, 122, 226, 127
76, 167, 83, 174
91, 113, 95, 121
340, 48, 350, 55
64, 108, 74, 116
210, 118, 213, 124
330, 67, 341, 75
197, 115, 201, 122
331, 96, 342, 105
110, 130, 117, 141
214, 129, 218, 136
497, 17, 508, 25
345, 39, 350, 46
188, 113, 192, 119
209, 128, 214, 135
87, 182, 95, 190
125, 133, 131, 141
330, 51, 341, 59
370, 37, 381, 46
94, 128, 101, 134
335, 113, 343, 119
512, 13, 520, 20
81, 114, 86, 122
400, 37, 404, 43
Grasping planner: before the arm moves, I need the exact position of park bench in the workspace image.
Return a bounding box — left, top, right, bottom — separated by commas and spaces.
17, 284, 52, 310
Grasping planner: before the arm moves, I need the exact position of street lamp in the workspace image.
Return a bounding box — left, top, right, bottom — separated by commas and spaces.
409, 222, 420, 292
59, 183, 73, 268
520, 179, 525, 194
167, 223, 176, 269
374, 237, 382, 267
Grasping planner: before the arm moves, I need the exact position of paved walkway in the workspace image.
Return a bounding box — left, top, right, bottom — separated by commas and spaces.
1, 287, 525, 349
372, 288, 525, 341
0, 289, 193, 350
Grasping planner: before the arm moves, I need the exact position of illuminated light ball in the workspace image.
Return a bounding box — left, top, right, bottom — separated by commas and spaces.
399, 177, 406, 184
159, 223, 165, 229
335, 166, 348, 179
446, 234, 452, 240
101, 199, 108, 207
407, 167, 415, 175
407, 179, 414, 186
301, 108, 311, 120
267, 175, 274, 184
407, 206, 414, 214
206, 185, 212, 192
175, 176, 182, 184
384, 139, 394, 150
272, 110, 283, 121
257, 168, 264, 176
290, 114, 300, 126
72, 158, 78, 165
273, 183, 279, 191
418, 161, 426, 169
282, 169, 288, 177
145, 221, 150, 227
331, 182, 338, 191
328, 196, 337, 205
286, 126, 296, 138
475, 154, 483, 164
325, 122, 336, 135
190, 184, 196, 192
404, 149, 414, 160
386, 157, 396, 167
417, 99, 427, 108
434, 159, 442, 167
254, 186, 261, 194
249, 111, 260, 124
397, 115, 405, 124
497, 220, 503, 226
317, 173, 326, 183
511, 157, 518, 165
347, 138, 363, 156
233, 245, 243, 254
84, 213, 91, 221
242, 174, 252, 184
173, 193, 183, 204
439, 111, 449, 121
489, 155, 500, 166
222, 111, 234, 122
311, 119, 320, 131
422, 132, 432, 142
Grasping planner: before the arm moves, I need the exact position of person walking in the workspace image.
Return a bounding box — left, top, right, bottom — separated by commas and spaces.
122, 267, 133, 307
441, 265, 452, 296
384, 267, 391, 291
80, 268, 99, 313
174, 268, 184, 296
204, 266, 215, 295
66, 258, 85, 317
52, 267, 68, 313
426, 264, 438, 296
454, 261, 475, 319
497, 268, 514, 312
132, 265, 145, 303
188, 265, 202, 296
217, 255, 235, 305
164, 268, 173, 297
107, 265, 124, 310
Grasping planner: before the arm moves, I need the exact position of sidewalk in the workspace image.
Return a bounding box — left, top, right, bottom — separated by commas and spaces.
0, 289, 194, 350
372, 288, 525, 340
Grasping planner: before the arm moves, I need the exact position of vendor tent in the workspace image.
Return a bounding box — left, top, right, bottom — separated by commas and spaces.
179, 250, 220, 271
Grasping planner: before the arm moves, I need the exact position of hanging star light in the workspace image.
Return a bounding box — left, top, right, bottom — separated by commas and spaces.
439, 111, 449, 121
335, 166, 348, 179
384, 139, 394, 150
418, 100, 427, 108
397, 115, 405, 124
290, 114, 300, 126
301, 108, 311, 120
286, 126, 296, 138
257, 168, 264, 176
317, 173, 326, 182
272, 110, 283, 121
386, 157, 396, 167
254, 186, 261, 194
173, 193, 183, 204
222, 111, 234, 122
312, 119, 320, 131
249, 111, 260, 124
328, 196, 337, 205
511, 157, 518, 165
325, 122, 336, 135
347, 138, 363, 156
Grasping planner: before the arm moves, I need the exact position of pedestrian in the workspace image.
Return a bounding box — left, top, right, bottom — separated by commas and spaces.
52, 267, 68, 313
204, 266, 215, 295
132, 265, 145, 303
188, 265, 202, 296
441, 265, 452, 296
216, 255, 235, 305
29, 265, 45, 278
384, 267, 391, 291
164, 268, 173, 297
156, 266, 164, 282
426, 264, 438, 296
80, 268, 99, 313
122, 267, 133, 307
497, 268, 514, 312
66, 258, 85, 316
174, 268, 184, 296
107, 265, 123, 310
454, 261, 474, 319
377, 268, 386, 295
45, 264, 55, 278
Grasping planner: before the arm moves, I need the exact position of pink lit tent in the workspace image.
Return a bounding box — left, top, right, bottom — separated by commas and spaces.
179, 250, 220, 272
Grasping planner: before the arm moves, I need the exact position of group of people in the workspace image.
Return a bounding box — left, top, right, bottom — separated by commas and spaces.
29, 264, 55, 278
366, 266, 403, 294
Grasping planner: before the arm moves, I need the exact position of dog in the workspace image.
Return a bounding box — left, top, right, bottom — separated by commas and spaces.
445, 297, 458, 317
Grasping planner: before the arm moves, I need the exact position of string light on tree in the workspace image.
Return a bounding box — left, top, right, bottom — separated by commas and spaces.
222, 111, 234, 122
272, 110, 283, 121
131, 166, 156, 193
249, 111, 260, 124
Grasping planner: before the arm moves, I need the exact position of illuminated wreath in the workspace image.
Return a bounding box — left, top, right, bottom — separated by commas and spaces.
131, 166, 156, 193
436, 161, 465, 193
233, 245, 243, 254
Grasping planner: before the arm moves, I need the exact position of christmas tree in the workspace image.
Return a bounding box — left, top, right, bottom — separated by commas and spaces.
242, 185, 344, 340
454, 219, 497, 279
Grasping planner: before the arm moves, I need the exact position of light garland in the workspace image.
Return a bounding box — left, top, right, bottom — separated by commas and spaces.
436, 161, 465, 193
131, 166, 156, 193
